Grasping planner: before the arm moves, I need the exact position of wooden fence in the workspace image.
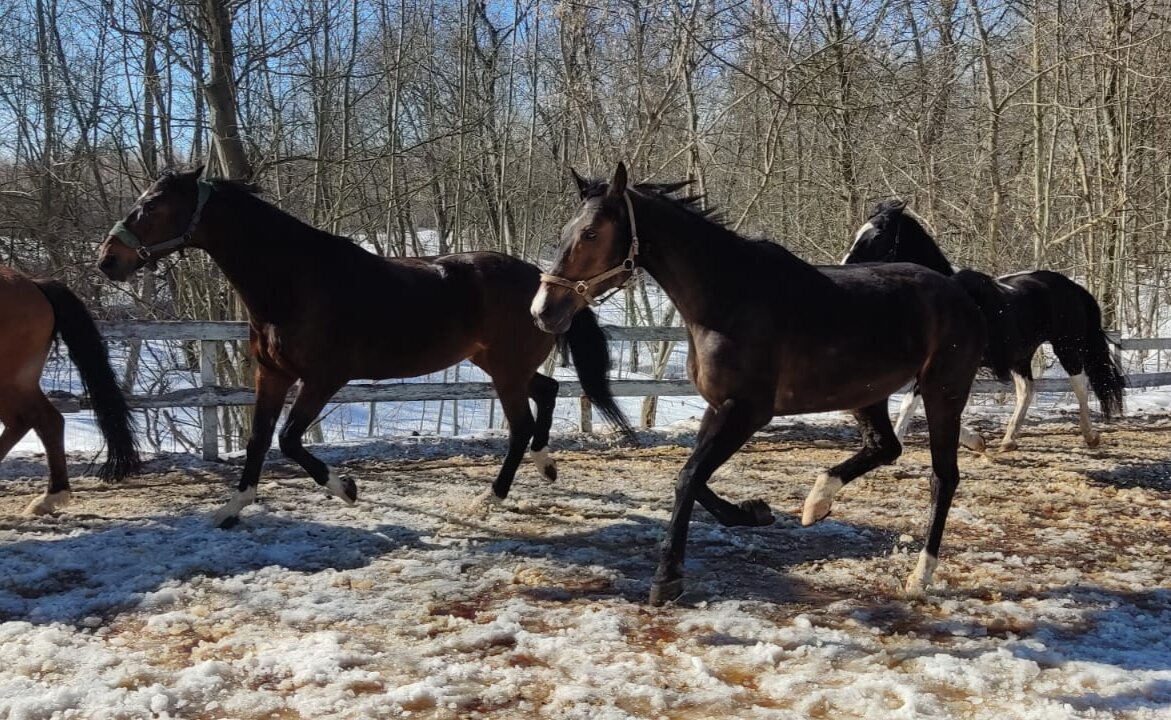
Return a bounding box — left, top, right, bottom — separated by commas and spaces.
47, 321, 1171, 460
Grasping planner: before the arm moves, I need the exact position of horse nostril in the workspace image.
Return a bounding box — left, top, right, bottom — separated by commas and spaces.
98, 255, 117, 272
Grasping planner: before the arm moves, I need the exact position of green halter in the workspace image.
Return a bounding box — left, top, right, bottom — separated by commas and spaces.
108, 179, 214, 260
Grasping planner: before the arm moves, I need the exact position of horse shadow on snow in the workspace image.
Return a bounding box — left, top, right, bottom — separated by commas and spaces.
0, 512, 421, 626
458, 505, 901, 607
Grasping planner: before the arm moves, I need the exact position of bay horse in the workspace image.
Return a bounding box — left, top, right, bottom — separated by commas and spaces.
843, 200, 1125, 451
532, 163, 985, 604
97, 167, 633, 528
0, 264, 140, 514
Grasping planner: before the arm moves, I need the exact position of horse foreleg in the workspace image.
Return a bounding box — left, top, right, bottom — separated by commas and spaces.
277, 379, 352, 503
685, 407, 774, 528
998, 371, 1034, 452
907, 381, 967, 595
483, 380, 536, 501
528, 373, 559, 482
214, 367, 294, 528
802, 400, 902, 526
651, 399, 769, 605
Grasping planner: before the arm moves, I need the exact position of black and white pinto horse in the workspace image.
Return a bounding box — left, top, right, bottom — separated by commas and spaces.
843, 200, 1125, 451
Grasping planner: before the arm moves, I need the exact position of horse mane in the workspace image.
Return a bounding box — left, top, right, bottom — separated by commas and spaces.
179, 173, 360, 251
871, 198, 941, 239
580, 178, 723, 224
581, 176, 818, 276
207, 177, 263, 196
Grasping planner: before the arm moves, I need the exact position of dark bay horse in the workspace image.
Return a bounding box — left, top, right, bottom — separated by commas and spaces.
532, 164, 985, 604
0, 264, 140, 514
843, 200, 1125, 451
97, 167, 633, 528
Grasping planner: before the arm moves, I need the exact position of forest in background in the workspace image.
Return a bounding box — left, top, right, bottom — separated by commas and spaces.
1, 0, 1169, 445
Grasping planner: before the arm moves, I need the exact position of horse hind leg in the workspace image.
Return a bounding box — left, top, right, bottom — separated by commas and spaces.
277, 380, 355, 505
1069, 372, 1100, 447
528, 373, 558, 481
0, 420, 32, 462
1051, 342, 1100, 448
802, 400, 902, 526
893, 386, 920, 443
23, 392, 71, 515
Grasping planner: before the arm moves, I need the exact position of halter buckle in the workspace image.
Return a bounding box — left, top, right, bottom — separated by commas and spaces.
136, 246, 152, 261
574, 281, 590, 296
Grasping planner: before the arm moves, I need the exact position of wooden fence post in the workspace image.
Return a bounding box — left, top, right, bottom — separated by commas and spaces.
200, 339, 219, 460
580, 396, 593, 433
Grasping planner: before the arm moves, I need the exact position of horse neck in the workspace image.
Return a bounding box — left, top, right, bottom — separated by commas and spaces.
898, 232, 955, 276
192, 195, 309, 322
632, 195, 812, 322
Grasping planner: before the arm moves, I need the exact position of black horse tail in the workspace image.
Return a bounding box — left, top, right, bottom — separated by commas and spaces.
33, 280, 141, 480
1077, 285, 1126, 419
562, 308, 637, 443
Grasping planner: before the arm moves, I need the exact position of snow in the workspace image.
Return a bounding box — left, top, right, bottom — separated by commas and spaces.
2, 410, 1171, 719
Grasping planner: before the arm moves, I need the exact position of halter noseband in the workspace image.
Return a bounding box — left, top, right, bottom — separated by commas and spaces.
108, 179, 214, 261
540, 191, 640, 304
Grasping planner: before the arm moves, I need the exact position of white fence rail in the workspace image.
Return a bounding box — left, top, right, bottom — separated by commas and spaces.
47, 321, 1171, 460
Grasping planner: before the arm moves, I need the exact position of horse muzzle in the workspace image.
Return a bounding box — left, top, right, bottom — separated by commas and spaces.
530, 283, 578, 334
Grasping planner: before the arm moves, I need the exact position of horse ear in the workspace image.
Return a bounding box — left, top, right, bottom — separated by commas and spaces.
607, 162, 628, 197
189, 164, 206, 179
569, 167, 589, 198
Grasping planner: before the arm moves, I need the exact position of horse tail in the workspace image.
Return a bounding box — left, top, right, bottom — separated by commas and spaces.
33, 280, 141, 480
1076, 285, 1126, 419
562, 308, 637, 443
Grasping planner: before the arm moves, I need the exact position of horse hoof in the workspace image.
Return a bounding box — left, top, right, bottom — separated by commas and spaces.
902, 551, 938, 597
739, 499, 775, 527
531, 449, 557, 481
955, 428, 983, 449
1085, 432, 1101, 449
466, 488, 504, 513
213, 487, 256, 527
998, 439, 1018, 453
802, 473, 842, 526
326, 472, 358, 505
649, 578, 684, 606
22, 490, 70, 516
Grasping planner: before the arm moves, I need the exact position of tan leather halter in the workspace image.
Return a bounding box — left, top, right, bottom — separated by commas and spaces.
540, 191, 639, 304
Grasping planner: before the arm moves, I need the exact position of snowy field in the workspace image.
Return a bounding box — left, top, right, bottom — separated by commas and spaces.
2, 407, 1171, 719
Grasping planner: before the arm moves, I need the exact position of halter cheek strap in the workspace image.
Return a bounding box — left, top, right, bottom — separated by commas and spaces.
540, 191, 640, 304
108, 179, 214, 261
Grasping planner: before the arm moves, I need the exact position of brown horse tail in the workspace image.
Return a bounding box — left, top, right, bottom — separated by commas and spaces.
33, 280, 141, 480
563, 308, 637, 443
1077, 284, 1126, 419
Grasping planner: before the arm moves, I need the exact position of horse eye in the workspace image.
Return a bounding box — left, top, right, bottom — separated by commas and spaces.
143, 199, 157, 212
583, 229, 597, 241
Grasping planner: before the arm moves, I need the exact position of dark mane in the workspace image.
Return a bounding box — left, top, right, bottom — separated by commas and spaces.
189, 175, 359, 250
581, 178, 722, 223
206, 177, 263, 196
